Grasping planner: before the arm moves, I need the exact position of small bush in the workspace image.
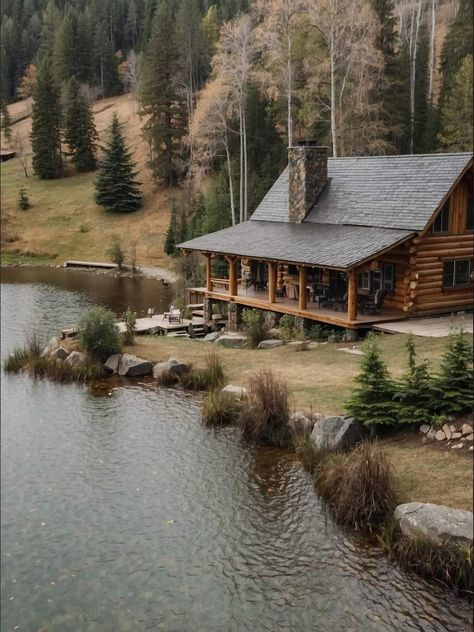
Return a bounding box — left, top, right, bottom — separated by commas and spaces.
307, 324, 329, 342
238, 369, 292, 447
278, 314, 300, 341
315, 441, 395, 533
28, 355, 106, 382
121, 307, 137, 345
79, 306, 120, 361
294, 436, 329, 474
155, 368, 180, 387
201, 390, 243, 427
181, 349, 224, 391
3, 348, 30, 372
241, 309, 271, 348
18, 187, 30, 210
106, 236, 125, 270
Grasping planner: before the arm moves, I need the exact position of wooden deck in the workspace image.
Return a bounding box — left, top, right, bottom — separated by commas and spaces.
190, 286, 406, 329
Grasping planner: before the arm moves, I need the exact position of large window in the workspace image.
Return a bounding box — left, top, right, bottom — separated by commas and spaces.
357, 263, 394, 292
433, 202, 450, 233
443, 259, 472, 288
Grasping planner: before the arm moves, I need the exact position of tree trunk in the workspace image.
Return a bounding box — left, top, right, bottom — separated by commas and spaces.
287, 30, 293, 147
329, 30, 337, 157
239, 102, 244, 224
428, 0, 437, 103
243, 106, 248, 221
225, 133, 236, 226
409, 0, 422, 154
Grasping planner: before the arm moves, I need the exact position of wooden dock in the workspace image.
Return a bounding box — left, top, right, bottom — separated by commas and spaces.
64, 260, 118, 270
116, 314, 195, 336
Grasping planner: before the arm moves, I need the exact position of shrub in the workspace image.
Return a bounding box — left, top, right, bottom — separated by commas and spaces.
315, 441, 395, 533
241, 309, 271, 348
3, 330, 42, 372
18, 187, 30, 210
181, 349, 224, 391
106, 236, 125, 270
238, 369, 292, 447
393, 335, 436, 425
154, 368, 181, 387
432, 327, 473, 415
278, 314, 299, 341
121, 307, 137, 345
307, 324, 329, 342
78, 306, 120, 361
345, 333, 398, 429
201, 390, 243, 427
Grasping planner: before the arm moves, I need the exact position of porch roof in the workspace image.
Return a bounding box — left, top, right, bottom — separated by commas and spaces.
178, 221, 413, 270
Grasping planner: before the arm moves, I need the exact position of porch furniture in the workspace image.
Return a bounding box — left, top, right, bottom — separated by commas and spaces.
168, 308, 182, 323
334, 292, 348, 311
276, 285, 286, 298
364, 289, 387, 314
320, 288, 336, 309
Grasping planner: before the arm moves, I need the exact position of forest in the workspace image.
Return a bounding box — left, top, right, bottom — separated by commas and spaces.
1, 0, 472, 248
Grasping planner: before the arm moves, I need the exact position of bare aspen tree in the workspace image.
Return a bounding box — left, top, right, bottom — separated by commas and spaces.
189, 76, 237, 226
214, 15, 256, 222
428, 0, 437, 102
121, 50, 141, 114
253, 0, 306, 147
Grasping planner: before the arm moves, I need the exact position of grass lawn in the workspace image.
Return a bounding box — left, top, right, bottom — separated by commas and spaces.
125, 331, 473, 511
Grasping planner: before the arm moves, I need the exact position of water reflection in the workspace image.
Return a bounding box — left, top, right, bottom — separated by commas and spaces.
1, 274, 472, 632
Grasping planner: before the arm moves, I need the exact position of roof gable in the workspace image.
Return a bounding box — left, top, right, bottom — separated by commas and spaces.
251, 153, 473, 231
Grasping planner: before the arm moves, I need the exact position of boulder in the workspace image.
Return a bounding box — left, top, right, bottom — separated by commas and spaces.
394, 502, 473, 547
41, 336, 60, 358
257, 339, 285, 349
466, 434, 474, 441
215, 334, 247, 348
267, 328, 281, 339
310, 416, 363, 452
435, 430, 446, 441
104, 354, 121, 374
427, 428, 436, 439
50, 347, 70, 361
65, 351, 87, 367
289, 412, 314, 439
203, 332, 221, 342
419, 424, 431, 434
221, 384, 247, 398
109, 354, 153, 377
452, 432, 462, 439
306, 342, 320, 350
153, 357, 189, 379
442, 424, 452, 440
461, 424, 473, 436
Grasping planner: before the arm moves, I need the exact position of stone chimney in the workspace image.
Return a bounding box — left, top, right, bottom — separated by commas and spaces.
288, 141, 328, 223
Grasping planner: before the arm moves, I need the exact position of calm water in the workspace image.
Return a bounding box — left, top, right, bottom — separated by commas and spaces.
1, 268, 472, 631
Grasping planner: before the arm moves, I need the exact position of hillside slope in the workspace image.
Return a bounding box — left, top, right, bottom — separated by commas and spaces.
1, 93, 175, 268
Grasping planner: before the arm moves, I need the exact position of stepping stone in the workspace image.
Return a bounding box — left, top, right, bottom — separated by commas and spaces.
257, 339, 285, 349
336, 347, 364, 355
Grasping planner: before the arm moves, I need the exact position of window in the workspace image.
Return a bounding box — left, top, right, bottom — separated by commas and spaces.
357, 264, 394, 292
382, 264, 394, 291
443, 259, 472, 288
467, 185, 474, 231
433, 202, 450, 233
357, 271, 370, 290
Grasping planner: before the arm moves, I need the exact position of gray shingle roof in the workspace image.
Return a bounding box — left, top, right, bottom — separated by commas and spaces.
179, 221, 413, 270
251, 153, 473, 230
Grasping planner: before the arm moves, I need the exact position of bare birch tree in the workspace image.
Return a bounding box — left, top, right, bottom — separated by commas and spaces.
189, 76, 237, 225
252, 0, 306, 147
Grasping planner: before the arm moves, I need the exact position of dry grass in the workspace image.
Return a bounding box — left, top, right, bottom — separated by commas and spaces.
1, 94, 175, 267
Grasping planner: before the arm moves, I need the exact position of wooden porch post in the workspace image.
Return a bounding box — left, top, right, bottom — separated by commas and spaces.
348, 269, 358, 321
205, 254, 213, 292
226, 256, 238, 297
267, 262, 276, 303
298, 265, 307, 311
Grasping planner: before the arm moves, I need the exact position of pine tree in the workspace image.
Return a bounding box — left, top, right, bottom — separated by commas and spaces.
438, 55, 473, 152
345, 333, 398, 429
1, 100, 13, 145
164, 204, 178, 256
30, 60, 63, 180
140, 0, 187, 186
64, 77, 98, 172
18, 187, 30, 210
94, 112, 142, 212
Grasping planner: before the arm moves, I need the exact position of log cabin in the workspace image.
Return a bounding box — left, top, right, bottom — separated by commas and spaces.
179, 144, 473, 333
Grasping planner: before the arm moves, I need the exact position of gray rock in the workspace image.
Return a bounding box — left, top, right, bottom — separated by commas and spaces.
427, 428, 436, 440
221, 384, 247, 398
41, 336, 60, 358
104, 354, 121, 373
289, 412, 314, 439
267, 328, 281, 339
450, 425, 456, 433
442, 424, 452, 440
215, 334, 247, 348
394, 502, 473, 547
153, 357, 189, 379
50, 347, 70, 361
310, 416, 363, 452
112, 354, 153, 377
306, 342, 320, 350
419, 424, 430, 434
257, 339, 285, 349
461, 424, 473, 436
203, 332, 221, 342
65, 351, 87, 367
435, 430, 446, 441
287, 341, 306, 350
452, 432, 462, 439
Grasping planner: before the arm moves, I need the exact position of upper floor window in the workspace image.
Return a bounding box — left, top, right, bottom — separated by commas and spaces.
433, 202, 450, 233
466, 185, 474, 231
443, 259, 472, 288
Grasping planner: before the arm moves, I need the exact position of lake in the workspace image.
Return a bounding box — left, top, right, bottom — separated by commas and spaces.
1, 266, 472, 631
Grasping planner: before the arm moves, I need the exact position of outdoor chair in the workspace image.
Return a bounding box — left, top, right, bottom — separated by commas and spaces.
276, 285, 286, 298
168, 308, 182, 323
364, 289, 387, 314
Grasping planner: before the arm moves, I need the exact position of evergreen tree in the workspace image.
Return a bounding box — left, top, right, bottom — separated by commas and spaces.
18, 186, 30, 210
189, 192, 206, 239
0, 100, 12, 145
432, 328, 473, 415
64, 77, 98, 172
438, 56, 473, 152
94, 112, 142, 212
93, 22, 122, 97
164, 203, 178, 256
30, 60, 63, 179
345, 333, 398, 428
178, 210, 188, 243
140, 0, 187, 185
53, 7, 92, 85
